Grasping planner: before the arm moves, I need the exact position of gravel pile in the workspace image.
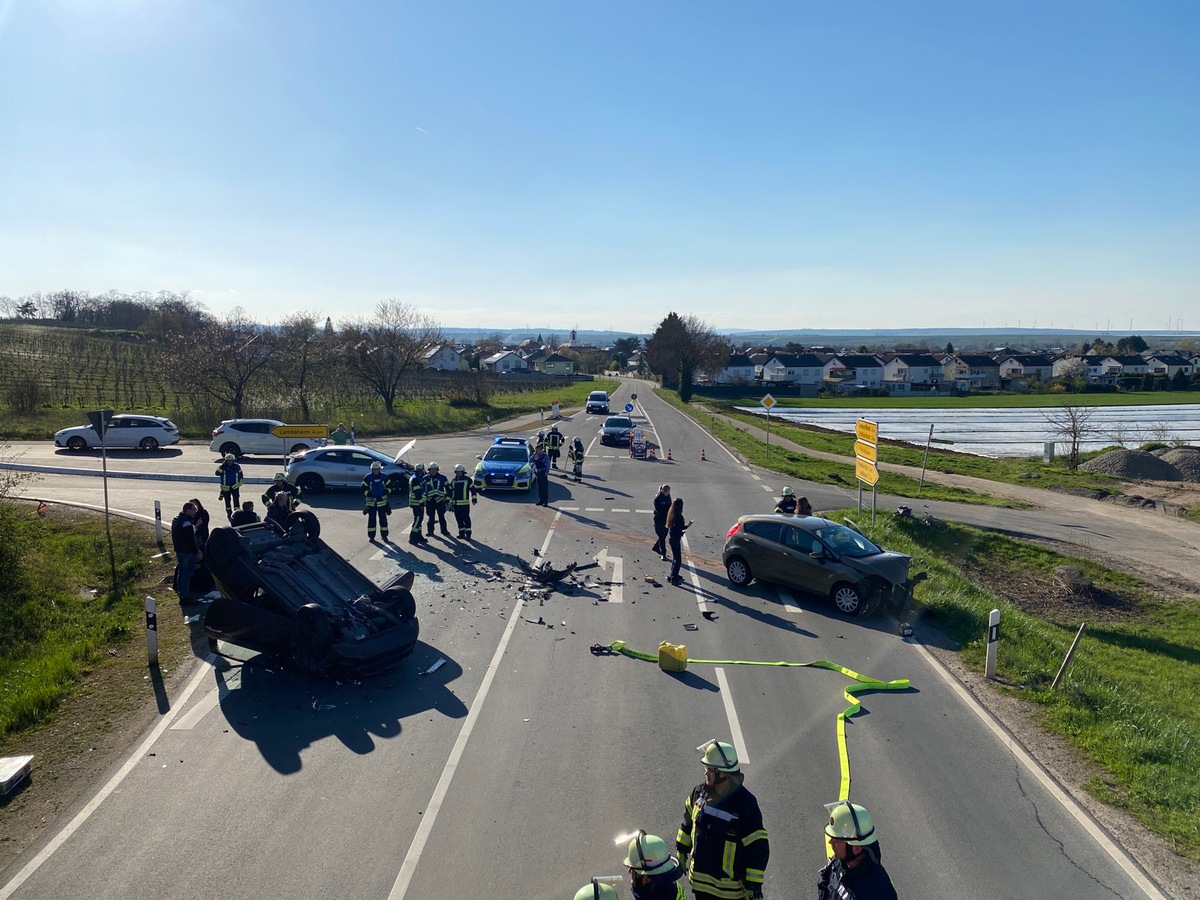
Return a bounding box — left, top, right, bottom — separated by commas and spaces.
1079, 449, 1183, 481
1159, 447, 1200, 483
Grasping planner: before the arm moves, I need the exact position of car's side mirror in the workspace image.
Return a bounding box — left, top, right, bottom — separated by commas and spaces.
476, 454, 484, 460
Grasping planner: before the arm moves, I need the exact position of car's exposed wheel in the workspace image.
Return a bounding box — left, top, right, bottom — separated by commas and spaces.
219, 442, 241, 457
379, 587, 417, 621
295, 473, 324, 494
289, 443, 310, 454
831, 582, 864, 617
283, 510, 321, 539
204, 527, 249, 570
725, 556, 753, 587
67, 436, 88, 451
139, 437, 159, 451
294, 603, 334, 652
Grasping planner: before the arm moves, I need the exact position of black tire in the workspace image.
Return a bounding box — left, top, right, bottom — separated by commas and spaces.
725, 556, 753, 587
289, 442, 310, 454
295, 473, 324, 494
831, 582, 864, 617
204, 527, 249, 570
139, 437, 160, 451
219, 442, 242, 457
67, 436, 88, 451
294, 603, 334, 652
379, 587, 417, 621
283, 510, 321, 539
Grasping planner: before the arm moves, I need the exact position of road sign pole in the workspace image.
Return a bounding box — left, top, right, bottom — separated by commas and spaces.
871, 483, 877, 524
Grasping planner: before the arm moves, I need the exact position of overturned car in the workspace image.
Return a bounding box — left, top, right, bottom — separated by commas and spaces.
203, 520, 419, 678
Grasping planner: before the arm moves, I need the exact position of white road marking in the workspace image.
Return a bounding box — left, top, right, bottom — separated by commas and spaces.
388, 512, 561, 899
593, 548, 624, 603
715, 668, 750, 767
171, 667, 242, 730
682, 535, 708, 614
584, 507, 605, 512
0, 658, 216, 900
611, 507, 630, 513
777, 587, 801, 613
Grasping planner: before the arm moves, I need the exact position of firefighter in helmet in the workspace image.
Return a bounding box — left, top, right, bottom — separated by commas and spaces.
817, 801, 897, 900
215, 452, 244, 517
361, 461, 391, 542
623, 830, 685, 900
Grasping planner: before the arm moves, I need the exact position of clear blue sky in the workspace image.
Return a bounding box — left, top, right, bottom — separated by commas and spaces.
1, 1, 1196, 334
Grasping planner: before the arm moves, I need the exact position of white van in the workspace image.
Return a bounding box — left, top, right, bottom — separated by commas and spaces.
586, 391, 610, 414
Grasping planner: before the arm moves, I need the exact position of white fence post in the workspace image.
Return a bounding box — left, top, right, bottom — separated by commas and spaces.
985, 608, 1000, 679
154, 500, 163, 544
146, 596, 158, 666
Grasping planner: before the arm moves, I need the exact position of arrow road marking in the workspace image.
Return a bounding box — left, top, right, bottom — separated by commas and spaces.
593, 547, 624, 603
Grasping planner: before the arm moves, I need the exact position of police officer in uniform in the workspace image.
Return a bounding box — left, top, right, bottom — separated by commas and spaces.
424, 462, 451, 536
361, 460, 391, 542
408, 463, 428, 545
817, 801, 897, 900
676, 740, 769, 900
262, 472, 302, 511
215, 453, 244, 517
449, 463, 478, 539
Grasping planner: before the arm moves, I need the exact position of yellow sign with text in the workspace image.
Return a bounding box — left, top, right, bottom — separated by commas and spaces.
270, 425, 329, 439
856, 456, 880, 486
855, 419, 878, 444
854, 440, 878, 463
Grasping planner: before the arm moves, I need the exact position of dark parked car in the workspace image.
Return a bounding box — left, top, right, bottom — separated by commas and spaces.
203, 521, 420, 678
598, 415, 634, 446
722, 514, 925, 618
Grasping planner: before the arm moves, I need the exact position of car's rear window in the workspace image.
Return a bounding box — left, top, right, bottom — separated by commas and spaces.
742, 520, 785, 543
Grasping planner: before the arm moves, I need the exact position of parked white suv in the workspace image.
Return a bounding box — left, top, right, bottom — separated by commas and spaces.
210, 419, 320, 457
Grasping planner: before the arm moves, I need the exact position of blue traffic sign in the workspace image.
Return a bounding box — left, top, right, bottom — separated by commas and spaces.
624, 403, 634, 413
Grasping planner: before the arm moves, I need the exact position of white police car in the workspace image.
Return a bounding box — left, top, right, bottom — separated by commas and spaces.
473, 437, 533, 492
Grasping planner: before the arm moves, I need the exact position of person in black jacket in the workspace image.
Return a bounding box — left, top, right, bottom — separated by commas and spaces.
666, 497, 690, 585
265, 492, 291, 534
817, 801, 897, 900
170, 502, 200, 604
230, 501, 260, 527
677, 740, 769, 900
650, 485, 671, 559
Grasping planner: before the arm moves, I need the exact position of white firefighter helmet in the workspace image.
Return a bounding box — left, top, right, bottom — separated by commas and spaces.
274, 472, 286, 481
824, 800, 877, 846
370, 461, 381, 471
622, 831, 678, 877
573, 882, 617, 900
782, 486, 795, 496
428, 461, 439, 471
224, 453, 236, 462
696, 739, 740, 773
454, 463, 465, 473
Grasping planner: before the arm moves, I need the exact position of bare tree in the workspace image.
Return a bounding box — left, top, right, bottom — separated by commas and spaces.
340, 300, 442, 415
271, 312, 338, 421
1044, 404, 1098, 471
643, 312, 728, 402
166, 309, 274, 418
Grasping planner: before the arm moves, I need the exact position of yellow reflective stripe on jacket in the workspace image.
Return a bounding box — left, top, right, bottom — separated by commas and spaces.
685, 868, 746, 900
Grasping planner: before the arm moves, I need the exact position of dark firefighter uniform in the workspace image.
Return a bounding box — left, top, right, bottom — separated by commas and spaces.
774, 495, 797, 515
263, 479, 302, 511
408, 469, 428, 544
424, 466, 451, 536
546, 426, 565, 468
449, 471, 478, 539
677, 785, 769, 900
569, 439, 584, 482
361, 466, 391, 541
215, 459, 244, 515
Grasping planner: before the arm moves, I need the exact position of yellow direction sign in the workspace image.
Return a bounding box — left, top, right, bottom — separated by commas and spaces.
854, 440, 878, 463
856, 457, 880, 486
271, 425, 329, 439
855, 419, 878, 444
762, 393, 776, 409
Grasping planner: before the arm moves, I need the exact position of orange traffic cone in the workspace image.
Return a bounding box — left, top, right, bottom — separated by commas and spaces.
667, 448, 673, 461
700, 448, 706, 461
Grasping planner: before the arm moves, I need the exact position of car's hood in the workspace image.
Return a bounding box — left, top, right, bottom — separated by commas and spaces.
844, 551, 911, 585
393, 439, 415, 464
480, 459, 529, 472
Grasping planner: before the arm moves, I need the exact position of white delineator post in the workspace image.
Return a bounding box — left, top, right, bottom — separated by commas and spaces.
154, 500, 163, 544
985, 608, 1000, 679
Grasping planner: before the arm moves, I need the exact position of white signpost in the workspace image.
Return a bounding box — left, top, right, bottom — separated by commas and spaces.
762, 393, 776, 455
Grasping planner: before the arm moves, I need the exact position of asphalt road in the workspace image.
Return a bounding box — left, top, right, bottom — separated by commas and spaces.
0, 389, 1171, 899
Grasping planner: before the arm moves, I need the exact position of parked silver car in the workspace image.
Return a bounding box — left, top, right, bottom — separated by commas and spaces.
55, 414, 179, 451
285, 445, 413, 495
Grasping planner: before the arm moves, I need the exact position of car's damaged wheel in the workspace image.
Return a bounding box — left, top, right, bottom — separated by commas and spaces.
283, 510, 321, 539
831, 582, 864, 617
379, 587, 417, 621
294, 603, 334, 652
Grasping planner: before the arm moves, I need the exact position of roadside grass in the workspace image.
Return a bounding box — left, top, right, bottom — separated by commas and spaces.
0, 380, 620, 443
847, 512, 1200, 862
0, 505, 175, 738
